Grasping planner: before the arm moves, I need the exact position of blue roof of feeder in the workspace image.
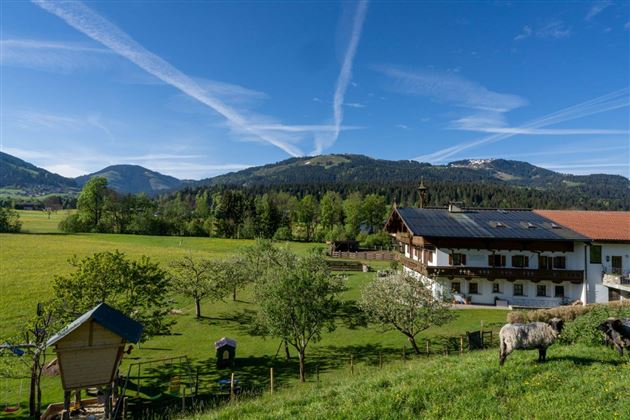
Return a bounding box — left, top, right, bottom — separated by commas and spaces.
47, 303, 143, 347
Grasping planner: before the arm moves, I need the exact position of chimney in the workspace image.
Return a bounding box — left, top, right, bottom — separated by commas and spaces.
418, 177, 428, 208
448, 202, 464, 213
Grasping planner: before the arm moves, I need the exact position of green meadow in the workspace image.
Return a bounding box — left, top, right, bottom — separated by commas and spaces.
1, 211, 508, 417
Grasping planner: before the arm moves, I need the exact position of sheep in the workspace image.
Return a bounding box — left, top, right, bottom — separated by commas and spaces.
597, 318, 630, 356
499, 317, 564, 367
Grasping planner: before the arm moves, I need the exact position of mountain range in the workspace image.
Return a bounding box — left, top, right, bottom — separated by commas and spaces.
1, 151, 628, 199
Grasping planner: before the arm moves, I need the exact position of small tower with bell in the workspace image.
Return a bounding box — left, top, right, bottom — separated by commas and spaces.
418, 177, 428, 208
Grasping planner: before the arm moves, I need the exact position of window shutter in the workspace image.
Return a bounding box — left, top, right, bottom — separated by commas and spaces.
449, 254, 453, 265
501, 255, 506, 267
462, 254, 467, 265
524, 256, 529, 267
488, 255, 493, 266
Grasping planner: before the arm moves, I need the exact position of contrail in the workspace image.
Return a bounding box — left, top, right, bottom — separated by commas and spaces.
315, 0, 368, 154
32, 0, 303, 157
415, 87, 630, 162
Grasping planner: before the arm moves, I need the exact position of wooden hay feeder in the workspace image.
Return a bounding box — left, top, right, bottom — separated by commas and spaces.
46, 303, 143, 391
214, 337, 236, 369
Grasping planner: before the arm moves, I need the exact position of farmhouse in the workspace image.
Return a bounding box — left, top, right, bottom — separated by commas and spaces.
385, 203, 593, 308
535, 210, 630, 303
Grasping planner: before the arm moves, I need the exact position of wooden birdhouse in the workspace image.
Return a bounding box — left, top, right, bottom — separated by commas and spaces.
46, 303, 143, 390
214, 337, 236, 369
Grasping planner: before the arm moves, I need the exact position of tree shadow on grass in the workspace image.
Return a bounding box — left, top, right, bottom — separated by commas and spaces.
549, 355, 627, 366
336, 300, 369, 329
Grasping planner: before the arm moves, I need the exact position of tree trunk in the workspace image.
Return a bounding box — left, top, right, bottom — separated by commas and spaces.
408, 336, 421, 355
284, 341, 291, 360
195, 298, 201, 318
29, 349, 41, 417
298, 350, 306, 383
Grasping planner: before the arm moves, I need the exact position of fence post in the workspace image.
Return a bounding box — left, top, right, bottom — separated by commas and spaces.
316, 365, 320, 384
195, 368, 199, 397
460, 336, 464, 355
270, 368, 274, 394
402, 345, 406, 363
230, 372, 235, 402
350, 354, 354, 375
379, 352, 383, 369
426, 340, 430, 357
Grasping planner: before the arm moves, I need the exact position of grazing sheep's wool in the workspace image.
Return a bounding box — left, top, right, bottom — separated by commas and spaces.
499, 317, 563, 367
597, 318, 630, 356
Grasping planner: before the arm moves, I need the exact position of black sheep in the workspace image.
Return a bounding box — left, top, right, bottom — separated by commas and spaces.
597, 318, 630, 356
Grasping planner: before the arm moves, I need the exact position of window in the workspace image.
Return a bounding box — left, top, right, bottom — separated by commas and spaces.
537, 285, 547, 297
553, 256, 566, 269
539, 255, 553, 270
590, 245, 602, 264
469, 283, 479, 294
450, 253, 467, 266
513, 284, 524, 296
452, 282, 461, 293
512, 255, 530, 268
492, 283, 501, 293
555, 286, 565, 298
488, 254, 506, 267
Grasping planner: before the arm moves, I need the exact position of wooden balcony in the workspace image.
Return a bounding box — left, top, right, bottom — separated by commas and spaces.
396, 254, 584, 284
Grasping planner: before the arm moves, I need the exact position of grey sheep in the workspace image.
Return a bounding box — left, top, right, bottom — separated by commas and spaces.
499, 317, 564, 367
597, 318, 630, 356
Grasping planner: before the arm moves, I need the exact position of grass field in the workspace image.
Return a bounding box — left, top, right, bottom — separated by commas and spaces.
197, 343, 630, 419
1, 211, 509, 417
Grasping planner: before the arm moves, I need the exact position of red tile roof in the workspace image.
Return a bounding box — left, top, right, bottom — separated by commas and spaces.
534, 210, 630, 242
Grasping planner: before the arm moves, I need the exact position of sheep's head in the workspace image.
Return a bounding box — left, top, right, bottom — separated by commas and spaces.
598, 318, 622, 333
548, 317, 564, 334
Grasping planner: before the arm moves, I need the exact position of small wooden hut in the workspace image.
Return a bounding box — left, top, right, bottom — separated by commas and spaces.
47, 303, 143, 391
46, 303, 143, 418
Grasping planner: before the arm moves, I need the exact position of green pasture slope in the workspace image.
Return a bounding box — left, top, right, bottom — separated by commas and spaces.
1, 212, 508, 417
200, 343, 630, 419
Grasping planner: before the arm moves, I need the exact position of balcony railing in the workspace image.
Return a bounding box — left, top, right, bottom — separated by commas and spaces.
396, 254, 584, 284
603, 273, 630, 287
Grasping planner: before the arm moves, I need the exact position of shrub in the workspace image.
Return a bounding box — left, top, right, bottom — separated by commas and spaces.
506, 301, 630, 345
0, 207, 21, 233
361, 232, 391, 250
273, 226, 293, 241
58, 213, 86, 233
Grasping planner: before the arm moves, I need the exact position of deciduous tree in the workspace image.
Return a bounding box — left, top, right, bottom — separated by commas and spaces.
360, 272, 454, 354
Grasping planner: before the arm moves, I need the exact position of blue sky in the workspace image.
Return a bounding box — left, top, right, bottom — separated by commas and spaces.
1, 0, 628, 179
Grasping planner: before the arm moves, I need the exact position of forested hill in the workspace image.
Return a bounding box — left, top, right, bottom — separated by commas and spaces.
76, 165, 184, 194
203, 154, 628, 190
190, 154, 629, 210
0, 151, 78, 193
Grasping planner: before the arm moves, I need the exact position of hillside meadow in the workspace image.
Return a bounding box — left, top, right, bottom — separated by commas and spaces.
1, 211, 508, 417
195, 343, 630, 420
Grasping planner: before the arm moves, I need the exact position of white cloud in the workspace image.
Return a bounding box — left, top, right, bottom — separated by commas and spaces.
314, 0, 368, 154
12, 109, 115, 139
377, 66, 527, 112
585, 1, 613, 21
32, 0, 305, 157
43, 164, 88, 178
514, 21, 572, 41
395, 124, 409, 129
415, 87, 630, 163
344, 102, 365, 108
0, 38, 112, 72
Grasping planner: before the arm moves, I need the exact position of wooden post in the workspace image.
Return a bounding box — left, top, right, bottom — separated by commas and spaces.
316, 366, 320, 384
445, 346, 449, 356
460, 337, 464, 355
122, 397, 127, 420
270, 368, 274, 394
104, 386, 111, 419
402, 345, 406, 363
136, 364, 141, 397
230, 372, 235, 402
350, 355, 354, 375
63, 390, 71, 420
182, 386, 186, 412
379, 352, 383, 369
426, 340, 430, 357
